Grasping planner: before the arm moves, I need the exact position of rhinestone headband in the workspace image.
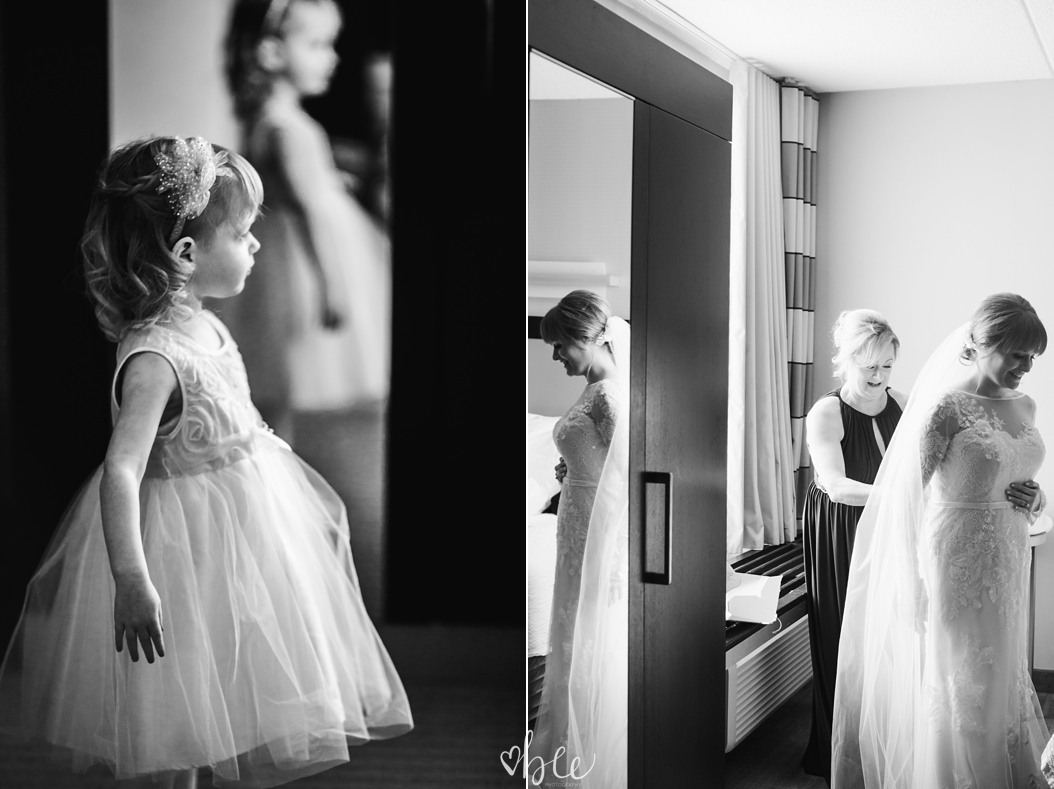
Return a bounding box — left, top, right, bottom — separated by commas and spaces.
154, 137, 233, 243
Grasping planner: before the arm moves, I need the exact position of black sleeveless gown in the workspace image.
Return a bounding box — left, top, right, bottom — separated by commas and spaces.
800, 388, 902, 784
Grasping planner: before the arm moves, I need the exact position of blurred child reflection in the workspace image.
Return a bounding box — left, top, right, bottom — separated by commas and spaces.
223, 0, 391, 443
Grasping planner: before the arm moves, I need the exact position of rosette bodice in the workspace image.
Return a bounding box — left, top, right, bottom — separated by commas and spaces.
110, 311, 279, 479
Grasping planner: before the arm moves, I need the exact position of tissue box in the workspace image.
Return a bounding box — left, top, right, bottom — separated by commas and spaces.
725, 573, 782, 625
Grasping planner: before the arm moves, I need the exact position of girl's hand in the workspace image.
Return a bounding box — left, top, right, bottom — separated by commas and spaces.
1007, 480, 1041, 513
555, 458, 567, 483
113, 574, 165, 664
319, 281, 348, 331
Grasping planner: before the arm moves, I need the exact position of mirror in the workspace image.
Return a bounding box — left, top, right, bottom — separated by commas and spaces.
111, 0, 393, 619
527, 50, 632, 782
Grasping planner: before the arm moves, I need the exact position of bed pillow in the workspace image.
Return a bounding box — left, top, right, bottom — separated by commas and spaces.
528, 413, 562, 515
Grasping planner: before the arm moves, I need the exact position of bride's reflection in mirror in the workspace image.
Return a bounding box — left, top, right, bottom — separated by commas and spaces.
527, 52, 631, 787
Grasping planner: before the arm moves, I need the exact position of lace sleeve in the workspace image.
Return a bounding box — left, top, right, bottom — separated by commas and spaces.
592, 380, 623, 448
921, 392, 961, 488
1026, 399, 1046, 524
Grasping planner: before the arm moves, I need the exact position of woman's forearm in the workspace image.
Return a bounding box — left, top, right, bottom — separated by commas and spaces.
823, 477, 873, 507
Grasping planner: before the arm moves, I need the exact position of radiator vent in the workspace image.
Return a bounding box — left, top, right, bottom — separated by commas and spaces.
725, 615, 812, 752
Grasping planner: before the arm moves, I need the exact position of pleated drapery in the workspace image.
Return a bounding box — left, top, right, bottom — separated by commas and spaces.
780, 82, 819, 526
727, 62, 797, 556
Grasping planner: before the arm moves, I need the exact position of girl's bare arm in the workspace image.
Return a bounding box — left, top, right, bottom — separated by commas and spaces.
101, 351, 178, 664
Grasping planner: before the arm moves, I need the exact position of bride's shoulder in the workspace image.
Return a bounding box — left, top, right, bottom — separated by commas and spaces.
592, 378, 624, 407
932, 388, 969, 408
923, 388, 978, 426
1014, 391, 1038, 417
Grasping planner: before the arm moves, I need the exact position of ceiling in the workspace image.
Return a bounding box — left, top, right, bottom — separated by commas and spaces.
646, 0, 1054, 93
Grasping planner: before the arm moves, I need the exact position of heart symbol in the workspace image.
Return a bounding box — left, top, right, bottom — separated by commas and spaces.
500, 745, 522, 775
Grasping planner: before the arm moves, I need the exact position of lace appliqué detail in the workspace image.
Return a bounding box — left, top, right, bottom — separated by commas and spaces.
548, 379, 623, 667
938, 508, 1022, 623
923, 392, 1043, 624
919, 390, 1048, 789
927, 634, 995, 734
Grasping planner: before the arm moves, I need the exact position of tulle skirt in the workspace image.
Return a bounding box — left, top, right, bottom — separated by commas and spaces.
0, 445, 412, 787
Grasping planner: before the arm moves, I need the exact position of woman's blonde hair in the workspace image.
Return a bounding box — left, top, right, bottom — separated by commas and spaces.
962, 293, 1047, 362
831, 309, 900, 381
81, 137, 263, 342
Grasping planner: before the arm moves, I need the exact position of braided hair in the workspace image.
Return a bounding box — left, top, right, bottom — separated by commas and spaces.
81, 137, 263, 342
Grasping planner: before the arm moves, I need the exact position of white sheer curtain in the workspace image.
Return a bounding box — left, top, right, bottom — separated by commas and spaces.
727, 61, 797, 556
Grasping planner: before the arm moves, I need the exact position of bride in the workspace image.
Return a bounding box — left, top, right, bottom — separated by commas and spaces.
530, 290, 629, 788
832, 293, 1048, 788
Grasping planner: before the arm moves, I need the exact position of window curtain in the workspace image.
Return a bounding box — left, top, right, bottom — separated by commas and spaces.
727, 61, 796, 556
780, 81, 819, 526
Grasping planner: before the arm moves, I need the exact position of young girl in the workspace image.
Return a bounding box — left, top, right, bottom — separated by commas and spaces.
0, 136, 412, 789
222, 0, 391, 441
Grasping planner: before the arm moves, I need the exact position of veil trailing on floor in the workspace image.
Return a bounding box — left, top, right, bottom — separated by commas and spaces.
532, 315, 629, 788
831, 323, 970, 789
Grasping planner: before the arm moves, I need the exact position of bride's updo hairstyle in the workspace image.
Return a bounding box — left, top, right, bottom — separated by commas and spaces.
962, 293, 1047, 363
540, 290, 612, 347
831, 309, 900, 381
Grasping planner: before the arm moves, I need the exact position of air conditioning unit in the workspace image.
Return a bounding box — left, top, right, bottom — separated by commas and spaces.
725, 610, 812, 752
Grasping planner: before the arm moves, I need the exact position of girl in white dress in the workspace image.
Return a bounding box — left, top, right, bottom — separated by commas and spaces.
223, 0, 390, 441
0, 136, 411, 789
832, 293, 1047, 789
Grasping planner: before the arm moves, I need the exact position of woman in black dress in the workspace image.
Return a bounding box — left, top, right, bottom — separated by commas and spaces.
801, 310, 907, 784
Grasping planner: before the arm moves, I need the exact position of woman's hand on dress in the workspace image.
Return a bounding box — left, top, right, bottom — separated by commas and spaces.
1007, 480, 1041, 514
914, 586, 928, 636
555, 458, 567, 483
113, 573, 165, 664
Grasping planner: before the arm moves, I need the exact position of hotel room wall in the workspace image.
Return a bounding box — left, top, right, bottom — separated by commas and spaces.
817, 78, 1054, 667
528, 96, 633, 417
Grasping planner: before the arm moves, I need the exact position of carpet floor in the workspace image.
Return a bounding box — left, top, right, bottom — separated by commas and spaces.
0, 682, 522, 789
726, 680, 1054, 789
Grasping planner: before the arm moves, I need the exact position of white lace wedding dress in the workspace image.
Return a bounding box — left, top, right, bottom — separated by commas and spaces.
531, 376, 628, 788
919, 389, 1048, 788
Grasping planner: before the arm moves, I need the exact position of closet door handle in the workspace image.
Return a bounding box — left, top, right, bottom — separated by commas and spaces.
643, 471, 672, 585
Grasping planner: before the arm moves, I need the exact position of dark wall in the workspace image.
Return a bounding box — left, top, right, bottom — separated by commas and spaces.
301, 0, 395, 141
0, 3, 113, 644
387, 0, 521, 624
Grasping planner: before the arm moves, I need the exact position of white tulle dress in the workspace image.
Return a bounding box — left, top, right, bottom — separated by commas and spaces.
0, 310, 412, 787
